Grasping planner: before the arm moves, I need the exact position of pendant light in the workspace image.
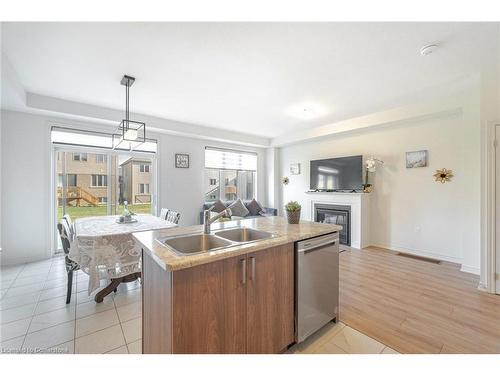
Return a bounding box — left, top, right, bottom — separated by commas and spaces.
112, 75, 146, 150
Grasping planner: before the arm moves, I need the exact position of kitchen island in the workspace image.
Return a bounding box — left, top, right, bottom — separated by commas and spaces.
134, 216, 341, 354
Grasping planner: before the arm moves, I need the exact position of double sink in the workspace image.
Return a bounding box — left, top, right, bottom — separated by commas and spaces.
157, 227, 276, 256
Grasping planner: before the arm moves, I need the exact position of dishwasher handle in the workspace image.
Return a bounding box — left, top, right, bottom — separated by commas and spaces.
297, 233, 339, 253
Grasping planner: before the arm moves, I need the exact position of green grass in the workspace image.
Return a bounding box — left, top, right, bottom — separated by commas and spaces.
57, 203, 152, 221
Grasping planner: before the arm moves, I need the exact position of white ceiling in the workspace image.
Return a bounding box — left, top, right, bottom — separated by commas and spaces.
1, 22, 498, 138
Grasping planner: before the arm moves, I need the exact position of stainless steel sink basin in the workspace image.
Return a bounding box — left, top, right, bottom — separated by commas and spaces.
159, 234, 233, 255
214, 228, 275, 243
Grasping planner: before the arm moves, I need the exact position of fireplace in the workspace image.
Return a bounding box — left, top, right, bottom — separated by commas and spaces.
314, 203, 351, 246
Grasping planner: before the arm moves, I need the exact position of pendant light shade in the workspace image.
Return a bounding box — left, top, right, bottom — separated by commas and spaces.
112, 75, 146, 150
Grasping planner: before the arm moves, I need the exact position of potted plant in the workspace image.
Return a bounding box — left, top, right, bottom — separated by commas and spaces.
363, 157, 383, 193
363, 162, 373, 193
285, 201, 301, 224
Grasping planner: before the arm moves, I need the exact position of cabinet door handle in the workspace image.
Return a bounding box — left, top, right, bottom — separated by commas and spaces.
241, 258, 246, 284
250, 256, 256, 281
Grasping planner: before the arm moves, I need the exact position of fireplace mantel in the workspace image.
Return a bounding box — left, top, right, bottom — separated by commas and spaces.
304, 191, 370, 249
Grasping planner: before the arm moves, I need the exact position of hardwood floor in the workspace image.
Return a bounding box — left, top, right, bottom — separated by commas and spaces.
339, 246, 500, 354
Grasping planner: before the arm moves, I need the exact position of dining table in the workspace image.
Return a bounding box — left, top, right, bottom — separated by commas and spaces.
69, 214, 177, 302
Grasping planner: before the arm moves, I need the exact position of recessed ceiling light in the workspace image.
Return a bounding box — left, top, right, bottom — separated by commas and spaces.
287, 103, 327, 120
301, 108, 317, 119
420, 44, 439, 56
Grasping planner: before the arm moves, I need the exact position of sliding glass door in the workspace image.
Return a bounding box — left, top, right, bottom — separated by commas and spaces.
56, 149, 156, 222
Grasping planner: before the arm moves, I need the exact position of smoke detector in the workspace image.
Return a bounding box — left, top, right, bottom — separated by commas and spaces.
420, 44, 439, 56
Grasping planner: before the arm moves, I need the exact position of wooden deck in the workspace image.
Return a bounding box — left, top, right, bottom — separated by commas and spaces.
57, 186, 99, 206
339, 246, 500, 353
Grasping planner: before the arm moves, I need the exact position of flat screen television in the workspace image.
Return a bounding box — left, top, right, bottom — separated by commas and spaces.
310, 155, 363, 191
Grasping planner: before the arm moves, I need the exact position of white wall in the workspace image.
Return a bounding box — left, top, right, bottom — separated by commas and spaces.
0, 109, 267, 265
1, 110, 53, 264
280, 106, 481, 272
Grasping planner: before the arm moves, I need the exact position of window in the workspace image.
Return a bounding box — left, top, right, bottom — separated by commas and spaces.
96, 154, 107, 163
138, 183, 150, 194
73, 152, 88, 162
91, 174, 107, 187
139, 164, 150, 173
67, 174, 77, 187
99, 197, 108, 204
204, 147, 257, 202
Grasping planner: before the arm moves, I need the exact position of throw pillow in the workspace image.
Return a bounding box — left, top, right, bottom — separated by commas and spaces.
246, 198, 264, 216
228, 198, 250, 217
211, 199, 227, 213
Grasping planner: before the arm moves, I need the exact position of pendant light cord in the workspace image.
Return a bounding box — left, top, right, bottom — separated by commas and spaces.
125, 80, 130, 130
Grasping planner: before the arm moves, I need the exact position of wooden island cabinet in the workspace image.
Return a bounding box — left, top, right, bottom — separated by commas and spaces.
142, 243, 295, 354
135, 216, 341, 355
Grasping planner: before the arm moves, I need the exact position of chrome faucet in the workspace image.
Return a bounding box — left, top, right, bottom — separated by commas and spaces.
203, 206, 232, 234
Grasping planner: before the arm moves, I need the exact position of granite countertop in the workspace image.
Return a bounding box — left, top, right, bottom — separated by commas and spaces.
133, 216, 341, 271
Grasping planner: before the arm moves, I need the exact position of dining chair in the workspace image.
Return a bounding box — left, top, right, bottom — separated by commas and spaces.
57, 220, 81, 304
159, 208, 169, 220
165, 210, 181, 224
62, 214, 75, 238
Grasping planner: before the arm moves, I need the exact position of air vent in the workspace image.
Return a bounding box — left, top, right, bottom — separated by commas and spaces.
396, 252, 440, 264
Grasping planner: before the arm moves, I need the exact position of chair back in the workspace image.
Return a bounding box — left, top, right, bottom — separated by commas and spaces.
159, 208, 169, 220
62, 214, 74, 237
165, 210, 180, 224
57, 220, 72, 255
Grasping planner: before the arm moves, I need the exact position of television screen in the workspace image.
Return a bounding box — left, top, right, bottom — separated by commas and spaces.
310, 155, 363, 191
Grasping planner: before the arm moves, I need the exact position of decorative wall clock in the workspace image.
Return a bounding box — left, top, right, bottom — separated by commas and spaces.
433, 168, 453, 183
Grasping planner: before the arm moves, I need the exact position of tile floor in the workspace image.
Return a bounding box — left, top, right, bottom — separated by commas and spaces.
287, 321, 399, 354
1, 256, 141, 354
1, 256, 399, 354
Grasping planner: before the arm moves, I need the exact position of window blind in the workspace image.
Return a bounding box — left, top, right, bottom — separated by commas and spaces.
205, 147, 257, 171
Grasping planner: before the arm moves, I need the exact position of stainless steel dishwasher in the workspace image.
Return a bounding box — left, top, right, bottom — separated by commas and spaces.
296, 232, 339, 343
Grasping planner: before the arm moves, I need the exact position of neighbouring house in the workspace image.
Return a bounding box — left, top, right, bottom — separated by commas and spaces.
120, 157, 152, 204
56, 152, 114, 206
204, 168, 256, 202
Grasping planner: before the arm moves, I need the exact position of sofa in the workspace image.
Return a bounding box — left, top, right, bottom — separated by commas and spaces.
199, 200, 278, 224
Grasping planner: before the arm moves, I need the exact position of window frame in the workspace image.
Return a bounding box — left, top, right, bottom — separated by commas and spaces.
96, 154, 107, 163
67, 174, 77, 187
90, 174, 108, 187
138, 183, 150, 194
204, 147, 257, 203
72, 152, 88, 162
139, 164, 151, 173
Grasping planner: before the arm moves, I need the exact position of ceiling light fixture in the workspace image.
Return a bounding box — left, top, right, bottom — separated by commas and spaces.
420, 44, 439, 56
301, 108, 317, 119
112, 75, 146, 151
287, 103, 327, 120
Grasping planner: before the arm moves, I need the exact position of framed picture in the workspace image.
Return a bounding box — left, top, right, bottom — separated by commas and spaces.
406, 150, 428, 168
290, 163, 301, 175
175, 153, 190, 168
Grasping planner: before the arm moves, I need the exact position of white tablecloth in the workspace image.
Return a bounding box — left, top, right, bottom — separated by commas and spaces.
69, 215, 176, 294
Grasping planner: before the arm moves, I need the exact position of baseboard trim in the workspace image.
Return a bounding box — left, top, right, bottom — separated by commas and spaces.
460, 265, 480, 275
